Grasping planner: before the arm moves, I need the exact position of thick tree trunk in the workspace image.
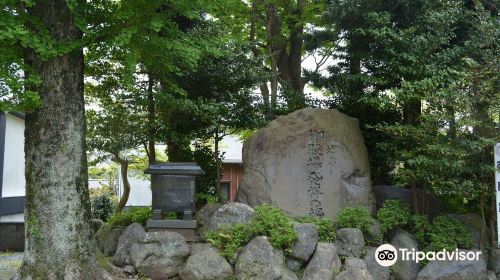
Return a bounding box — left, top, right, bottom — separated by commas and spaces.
265, 2, 306, 111
114, 156, 130, 213
19, 1, 107, 279
404, 99, 422, 214
284, 0, 306, 109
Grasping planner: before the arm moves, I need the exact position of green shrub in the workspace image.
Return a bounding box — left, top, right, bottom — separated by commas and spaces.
108, 207, 152, 227
337, 207, 373, 235
409, 215, 431, 245
91, 193, 116, 222
205, 223, 253, 259
296, 216, 336, 243
249, 204, 298, 250
196, 193, 220, 205
426, 215, 473, 251
163, 211, 178, 220
377, 200, 410, 233
205, 204, 298, 258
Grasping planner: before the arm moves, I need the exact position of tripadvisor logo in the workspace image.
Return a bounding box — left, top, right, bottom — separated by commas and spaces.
375, 244, 398, 267
374, 244, 482, 267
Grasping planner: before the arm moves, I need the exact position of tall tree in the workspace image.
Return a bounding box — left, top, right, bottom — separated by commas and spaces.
1, 0, 222, 277
221, 0, 325, 115
312, 0, 499, 220
10, 0, 107, 278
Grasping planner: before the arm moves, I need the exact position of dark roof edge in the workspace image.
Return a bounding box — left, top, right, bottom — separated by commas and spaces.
8, 112, 25, 120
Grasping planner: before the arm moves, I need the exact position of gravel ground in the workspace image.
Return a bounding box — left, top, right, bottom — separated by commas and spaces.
0, 252, 22, 280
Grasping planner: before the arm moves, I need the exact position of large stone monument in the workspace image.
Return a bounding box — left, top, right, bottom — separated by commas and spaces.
237, 108, 374, 220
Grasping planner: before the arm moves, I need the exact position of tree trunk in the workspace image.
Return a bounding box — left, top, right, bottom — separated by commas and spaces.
472, 98, 495, 248
266, 4, 281, 110
167, 140, 191, 162
19, 1, 107, 279
214, 130, 222, 197
490, 195, 497, 247
347, 33, 363, 105
284, 0, 306, 109
479, 194, 487, 250
147, 75, 156, 164
114, 156, 130, 213
250, 0, 271, 116
404, 99, 421, 214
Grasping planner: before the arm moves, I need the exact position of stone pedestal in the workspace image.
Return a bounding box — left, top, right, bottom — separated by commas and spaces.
147, 219, 199, 242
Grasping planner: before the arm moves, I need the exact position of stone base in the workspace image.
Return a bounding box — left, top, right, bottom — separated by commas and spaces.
146, 219, 199, 242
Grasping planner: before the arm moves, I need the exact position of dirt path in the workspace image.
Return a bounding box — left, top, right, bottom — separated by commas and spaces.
0, 252, 22, 280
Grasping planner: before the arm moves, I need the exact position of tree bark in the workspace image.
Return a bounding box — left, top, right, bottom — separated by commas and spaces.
284, 0, 306, 109
490, 195, 496, 247
347, 33, 363, 105
264, 2, 306, 111
479, 194, 487, 250
403, 99, 422, 214
167, 140, 191, 162
266, 3, 281, 110
214, 129, 222, 197
19, 1, 107, 279
113, 156, 130, 213
147, 75, 156, 164
250, 1, 269, 113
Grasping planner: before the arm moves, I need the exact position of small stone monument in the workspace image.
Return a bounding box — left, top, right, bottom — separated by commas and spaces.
145, 162, 204, 241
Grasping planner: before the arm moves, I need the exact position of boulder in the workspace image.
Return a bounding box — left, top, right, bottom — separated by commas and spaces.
363, 246, 390, 280
234, 236, 285, 280
446, 213, 489, 249
416, 250, 487, 280
208, 202, 254, 231
179, 244, 233, 280
237, 108, 374, 220
281, 268, 299, 280
336, 257, 373, 280
130, 231, 190, 280
123, 265, 136, 275
195, 203, 222, 237
373, 185, 443, 217
289, 223, 318, 261
285, 257, 302, 272
391, 230, 421, 280
302, 243, 342, 280
112, 223, 146, 267
196, 203, 223, 226
95, 223, 125, 256
189, 243, 213, 255
335, 228, 365, 257
366, 220, 383, 245
488, 249, 500, 275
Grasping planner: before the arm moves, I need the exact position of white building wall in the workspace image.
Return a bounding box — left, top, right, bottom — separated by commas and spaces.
2, 114, 25, 198
0, 213, 24, 223
118, 170, 152, 207
0, 114, 26, 223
